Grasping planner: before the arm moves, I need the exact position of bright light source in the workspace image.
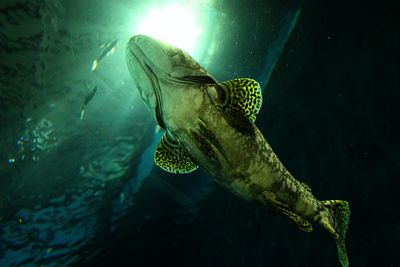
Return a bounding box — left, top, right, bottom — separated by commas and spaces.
137, 4, 203, 54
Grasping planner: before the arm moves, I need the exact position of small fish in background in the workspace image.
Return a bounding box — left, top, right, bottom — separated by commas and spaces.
91, 40, 118, 71
80, 86, 98, 120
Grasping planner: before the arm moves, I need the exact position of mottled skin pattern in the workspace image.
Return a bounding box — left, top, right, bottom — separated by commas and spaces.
168, 85, 328, 228
126, 35, 349, 267
126, 34, 330, 230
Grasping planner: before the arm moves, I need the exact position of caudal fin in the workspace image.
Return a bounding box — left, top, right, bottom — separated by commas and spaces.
320, 200, 351, 267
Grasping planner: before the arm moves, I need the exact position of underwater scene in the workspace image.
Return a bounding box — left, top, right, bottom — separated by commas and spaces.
0, 0, 398, 266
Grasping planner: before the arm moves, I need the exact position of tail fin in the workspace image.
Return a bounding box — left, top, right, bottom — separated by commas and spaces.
320, 200, 351, 267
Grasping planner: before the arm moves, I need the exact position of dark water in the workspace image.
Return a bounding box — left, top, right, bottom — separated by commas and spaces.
0, 0, 398, 266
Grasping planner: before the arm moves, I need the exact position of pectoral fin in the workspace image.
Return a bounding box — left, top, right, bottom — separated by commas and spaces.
218, 78, 262, 123
154, 132, 199, 174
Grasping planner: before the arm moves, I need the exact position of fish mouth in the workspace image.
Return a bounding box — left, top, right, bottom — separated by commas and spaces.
126, 39, 165, 129
128, 35, 217, 85
126, 34, 218, 128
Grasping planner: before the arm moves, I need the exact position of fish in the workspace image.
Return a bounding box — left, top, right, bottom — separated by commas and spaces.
126, 35, 350, 267
80, 86, 97, 120
91, 40, 118, 71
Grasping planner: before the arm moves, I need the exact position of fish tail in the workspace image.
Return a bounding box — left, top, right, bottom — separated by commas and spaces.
320, 200, 351, 267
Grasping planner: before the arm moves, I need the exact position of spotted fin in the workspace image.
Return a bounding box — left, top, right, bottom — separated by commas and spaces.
218, 78, 262, 123
277, 206, 313, 232
154, 132, 198, 174
320, 200, 350, 267
263, 192, 313, 232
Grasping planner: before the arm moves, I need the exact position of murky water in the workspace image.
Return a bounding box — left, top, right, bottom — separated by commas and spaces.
1, 0, 398, 266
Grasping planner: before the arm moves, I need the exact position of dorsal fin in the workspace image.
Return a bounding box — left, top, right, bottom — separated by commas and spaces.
154, 131, 199, 174
301, 182, 312, 193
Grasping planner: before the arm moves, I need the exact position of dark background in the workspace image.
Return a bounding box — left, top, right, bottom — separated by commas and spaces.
82, 1, 399, 267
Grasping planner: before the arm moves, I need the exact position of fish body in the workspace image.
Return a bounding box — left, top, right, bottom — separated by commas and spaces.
80, 86, 97, 120
126, 35, 350, 267
98, 40, 118, 61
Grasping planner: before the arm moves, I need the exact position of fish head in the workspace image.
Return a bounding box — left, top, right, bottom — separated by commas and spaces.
126, 35, 216, 128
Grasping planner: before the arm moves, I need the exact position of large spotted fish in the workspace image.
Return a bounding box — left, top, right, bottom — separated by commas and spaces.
126, 35, 350, 267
